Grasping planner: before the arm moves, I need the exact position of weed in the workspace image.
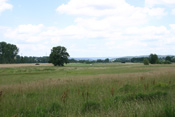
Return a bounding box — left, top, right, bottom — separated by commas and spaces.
140, 76, 145, 81
61, 89, 69, 104
144, 83, 149, 90
169, 81, 172, 85
114, 91, 168, 102
153, 83, 170, 90
77, 89, 80, 95
81, 101, 100, 113
152, 80, 156, 85
163, 104, 175, 117
119, 84, 136, 93
49, 102, 62, 113
111, 87, 114, 97
157, 104, 175, 117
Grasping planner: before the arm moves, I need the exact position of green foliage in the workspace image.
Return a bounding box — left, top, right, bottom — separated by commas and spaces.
49, 46, 70, 66
15, 56, 49, 63
119, 84, 136, 93
159, 60, 171, 64
149, 54, 159, 64
131, 57, 147, 63
165, 56, 172, 62
163, 104, 175, 117
49, 102, 62, 113
115, 91, 167, 102
164, 60, 171, 64
0, 41, 19, 63
18, 103, 61, 117
104, 58, 110, 63
82, 101, 100, 113
143, 58, 149, 65
19, 106, 47, 117
153, 83, 170, 90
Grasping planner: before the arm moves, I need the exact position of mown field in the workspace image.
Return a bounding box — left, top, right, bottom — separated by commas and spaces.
0, 63, 175, 117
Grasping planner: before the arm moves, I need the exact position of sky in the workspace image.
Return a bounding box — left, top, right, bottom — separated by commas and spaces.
0, 0, 175, 57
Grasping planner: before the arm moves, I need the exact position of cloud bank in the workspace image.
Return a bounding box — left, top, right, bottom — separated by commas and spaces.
0, 0, 12, 14
1, 0, 175, 57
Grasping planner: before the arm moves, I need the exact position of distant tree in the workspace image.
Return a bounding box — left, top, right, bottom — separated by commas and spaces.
104, 58, 110, 63
69, 58, 78, 63
131, 57, 146, 63
143, 58, 149, 65
97, 59, 103, 63
172, 57, 175, 62
49, 46, 70, 66
165, 56, 171, 62
0, 42, 19, 63
149, 54, 159, 64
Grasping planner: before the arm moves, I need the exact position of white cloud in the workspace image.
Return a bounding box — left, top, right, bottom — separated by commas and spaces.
57, 0, 166, 18
0, 0, 13, 14
172, 8, 175, 15
1, 0, 174, 57
3, 23, 175, 57
145, 0, 175, 7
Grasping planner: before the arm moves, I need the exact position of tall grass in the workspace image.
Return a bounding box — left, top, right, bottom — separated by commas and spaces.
0, 63, 175, 116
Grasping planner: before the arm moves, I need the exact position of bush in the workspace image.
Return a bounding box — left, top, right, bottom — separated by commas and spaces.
143, 58, 149, 65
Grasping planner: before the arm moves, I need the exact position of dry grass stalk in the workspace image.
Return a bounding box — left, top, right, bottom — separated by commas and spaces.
61, 89, 69, 104
140, 76, 145, 81
111, 87, 114, 97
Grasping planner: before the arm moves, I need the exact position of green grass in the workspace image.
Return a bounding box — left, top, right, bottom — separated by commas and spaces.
0, 63, 175, 116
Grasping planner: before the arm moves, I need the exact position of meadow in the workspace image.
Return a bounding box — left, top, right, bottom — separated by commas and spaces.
0, 63, 175, 117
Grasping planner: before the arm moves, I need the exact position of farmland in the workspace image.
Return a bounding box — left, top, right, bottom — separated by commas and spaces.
0, 63, 175, 117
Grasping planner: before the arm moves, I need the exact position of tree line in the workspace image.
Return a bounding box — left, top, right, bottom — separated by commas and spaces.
0, 41, 174, 66
0, 42, 49, 64
0, 42, 18, 64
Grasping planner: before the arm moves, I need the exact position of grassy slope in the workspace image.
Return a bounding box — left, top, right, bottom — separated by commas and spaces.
0, 63, 175, 117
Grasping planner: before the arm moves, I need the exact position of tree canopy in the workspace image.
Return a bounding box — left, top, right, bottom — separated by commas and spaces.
0, 42, 19, 64
149, 54, 159, 64
165, 56, 171, 62
49, 46, 70, 66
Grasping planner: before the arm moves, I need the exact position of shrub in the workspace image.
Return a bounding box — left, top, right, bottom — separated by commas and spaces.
143, 58, 149, 65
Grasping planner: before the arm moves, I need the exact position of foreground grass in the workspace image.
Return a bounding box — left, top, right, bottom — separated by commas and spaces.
0, 63, 175, 116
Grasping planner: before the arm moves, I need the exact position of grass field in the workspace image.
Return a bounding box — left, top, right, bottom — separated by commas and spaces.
0, 63, 175, 117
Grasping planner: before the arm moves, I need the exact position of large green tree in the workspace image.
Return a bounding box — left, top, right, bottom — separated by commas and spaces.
0, 42, 19, 63
49, 46, 70, 66
149, 54, 159, 64
165, 56, 171, 62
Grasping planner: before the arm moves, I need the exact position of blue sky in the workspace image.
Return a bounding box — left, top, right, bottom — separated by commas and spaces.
0, 0, 175, 57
